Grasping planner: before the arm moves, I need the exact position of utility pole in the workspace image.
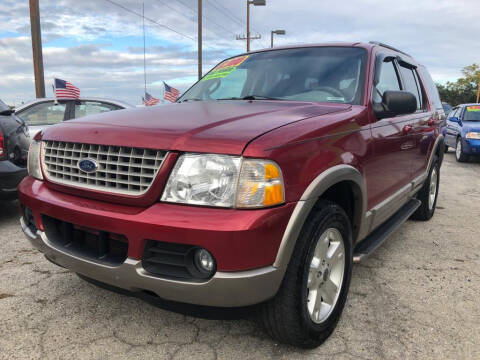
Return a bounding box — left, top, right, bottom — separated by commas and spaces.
29, 0, 45, 98
198, 0, 202, 80
246, 0, 250, 52
236, 0, 265, 52
142, 2, 147, 96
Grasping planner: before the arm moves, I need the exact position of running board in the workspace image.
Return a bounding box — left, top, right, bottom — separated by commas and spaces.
353, 198, 421, 262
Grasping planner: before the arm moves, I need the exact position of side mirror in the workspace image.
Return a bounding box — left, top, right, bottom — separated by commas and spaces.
374, 91, 417, 120
449, 117, 462, 125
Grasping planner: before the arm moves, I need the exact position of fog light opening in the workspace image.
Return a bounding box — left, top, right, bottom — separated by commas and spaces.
193, 248, 216, 277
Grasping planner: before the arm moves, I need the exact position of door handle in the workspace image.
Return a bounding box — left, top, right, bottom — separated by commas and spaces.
403, 124, 413, 133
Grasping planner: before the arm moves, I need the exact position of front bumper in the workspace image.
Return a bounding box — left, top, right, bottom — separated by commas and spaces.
21, 218, 283, 307
18, 177, 295, 307
463, 138, 480, 154
0, 160, 27, 199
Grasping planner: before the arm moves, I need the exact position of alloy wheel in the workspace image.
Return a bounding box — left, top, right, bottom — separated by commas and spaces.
306, 228, 345, 324
428, 167, 438, 210
456, 140, 462, 160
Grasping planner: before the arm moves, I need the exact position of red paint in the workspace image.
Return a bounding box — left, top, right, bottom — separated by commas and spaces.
18, 42, 442, 270
18, 177, 295, 271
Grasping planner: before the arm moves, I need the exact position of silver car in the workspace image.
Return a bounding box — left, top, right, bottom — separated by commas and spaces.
15, 97, 133, 138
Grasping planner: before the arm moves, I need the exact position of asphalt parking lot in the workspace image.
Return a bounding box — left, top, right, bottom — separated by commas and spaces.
0, 152, 479, 360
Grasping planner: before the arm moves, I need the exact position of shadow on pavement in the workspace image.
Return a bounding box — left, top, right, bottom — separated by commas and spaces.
78, 274, 260, 321
0, 199, 20, 226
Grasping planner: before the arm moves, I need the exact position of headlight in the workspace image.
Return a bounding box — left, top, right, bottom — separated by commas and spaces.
466, 132, 480, 140
27, 140, 43, 180
161, 154, 285, 208
162, 154, 241, 207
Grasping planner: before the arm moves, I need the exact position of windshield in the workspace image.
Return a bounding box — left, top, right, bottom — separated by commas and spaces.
464, 106, 480, 121
180, 47, 367, 105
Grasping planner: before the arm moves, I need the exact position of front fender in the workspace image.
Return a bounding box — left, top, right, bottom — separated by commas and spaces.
273, 164, 367, 271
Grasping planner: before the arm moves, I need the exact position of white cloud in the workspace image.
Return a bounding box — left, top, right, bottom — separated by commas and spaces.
0, 0, 479, 105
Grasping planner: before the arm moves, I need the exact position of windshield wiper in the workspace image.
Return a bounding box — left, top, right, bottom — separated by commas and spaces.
178, 98, 203, 103
216, 95, 282, 101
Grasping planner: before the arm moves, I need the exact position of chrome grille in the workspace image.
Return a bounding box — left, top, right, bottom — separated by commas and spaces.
41, 141, 167, 195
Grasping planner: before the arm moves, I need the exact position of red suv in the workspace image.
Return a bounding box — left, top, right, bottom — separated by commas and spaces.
19, 42, 445, 348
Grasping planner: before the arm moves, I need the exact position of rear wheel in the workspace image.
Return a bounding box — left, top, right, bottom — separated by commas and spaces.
260, 200, 352, 348
411, 156, 440, 221
455, 138, 468, 162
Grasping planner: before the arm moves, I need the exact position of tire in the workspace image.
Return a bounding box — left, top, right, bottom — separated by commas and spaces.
260, 200, 353, 348
411, 156, 440, 221
455, 138, 468, 162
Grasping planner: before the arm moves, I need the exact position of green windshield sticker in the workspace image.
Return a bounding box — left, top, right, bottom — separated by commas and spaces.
466, 106, 480, 112
201, 55, 249, 82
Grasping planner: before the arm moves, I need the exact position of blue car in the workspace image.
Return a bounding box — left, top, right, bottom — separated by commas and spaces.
444, 103, 480, 162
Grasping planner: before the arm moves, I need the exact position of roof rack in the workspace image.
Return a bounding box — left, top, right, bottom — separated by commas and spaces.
369, 41, 411, 57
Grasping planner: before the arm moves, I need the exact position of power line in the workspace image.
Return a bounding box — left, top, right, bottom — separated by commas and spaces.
103, 0, 238, 72
172, 0, 240, 38
104, 0, 196, 41
154, 0, 237, 41
208, 0, 268, 48
208, 0, 244, 27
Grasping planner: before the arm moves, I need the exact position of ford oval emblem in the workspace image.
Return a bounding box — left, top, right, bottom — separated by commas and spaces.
78, 158, 98, 173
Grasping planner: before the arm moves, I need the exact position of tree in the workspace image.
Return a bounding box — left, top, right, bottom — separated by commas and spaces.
436, 63, 478, 106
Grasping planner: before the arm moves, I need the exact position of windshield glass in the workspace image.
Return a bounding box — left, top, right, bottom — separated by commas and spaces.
180, 47, 367, 105
464, 106, 480, 121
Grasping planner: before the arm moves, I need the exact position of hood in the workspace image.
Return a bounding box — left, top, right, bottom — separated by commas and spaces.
42, 100, 351, 155
464, 121, 480, 133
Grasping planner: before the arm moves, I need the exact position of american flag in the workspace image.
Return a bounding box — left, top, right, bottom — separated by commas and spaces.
143, 92, 159, 106
54, 78, 80, 99
163, 82, 180, 103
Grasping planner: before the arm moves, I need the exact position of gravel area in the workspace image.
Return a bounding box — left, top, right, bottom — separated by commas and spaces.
0, 152, 479, 359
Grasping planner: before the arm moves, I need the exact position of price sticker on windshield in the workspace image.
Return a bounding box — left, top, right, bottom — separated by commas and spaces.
466, 106, 480, 112
201, 55, 249, 82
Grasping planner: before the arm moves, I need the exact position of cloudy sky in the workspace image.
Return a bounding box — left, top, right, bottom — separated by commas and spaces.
0, 0, 478, 106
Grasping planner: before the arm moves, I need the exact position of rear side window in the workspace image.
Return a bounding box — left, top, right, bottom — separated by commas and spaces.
449, 108, 460, 119
417, 67, 442, 111
399, 66, 424, 111
373, 61, 401, 103
18, 102, 67, 125
74, 101, 121, 119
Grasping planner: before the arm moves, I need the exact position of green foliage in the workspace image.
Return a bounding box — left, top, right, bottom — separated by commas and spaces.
436, 63, 479, 106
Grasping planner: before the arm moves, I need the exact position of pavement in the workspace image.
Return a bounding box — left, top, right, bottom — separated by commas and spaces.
0, 152, 479, 360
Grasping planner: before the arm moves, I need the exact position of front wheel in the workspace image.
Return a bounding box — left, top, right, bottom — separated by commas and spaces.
260, 200, 352, 348
456, 138, 468, 162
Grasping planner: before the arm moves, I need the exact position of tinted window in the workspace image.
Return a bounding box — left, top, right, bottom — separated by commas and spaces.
464, 106, 480, 121
373, 60, 401, 103
181, 47, 368, 105
442, 103, 452, 115
417, 66, 442, 110
399, 66, 422, 110
449, 108, 459, 119
18, 102, 67, 125
74, 101, 120, 119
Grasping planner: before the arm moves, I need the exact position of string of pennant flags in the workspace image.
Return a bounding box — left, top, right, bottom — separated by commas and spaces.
51, 78, 180, 106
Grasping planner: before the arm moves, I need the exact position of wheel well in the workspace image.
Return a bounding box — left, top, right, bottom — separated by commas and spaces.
316, 181, 362, 241
436, 137, 445, 164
